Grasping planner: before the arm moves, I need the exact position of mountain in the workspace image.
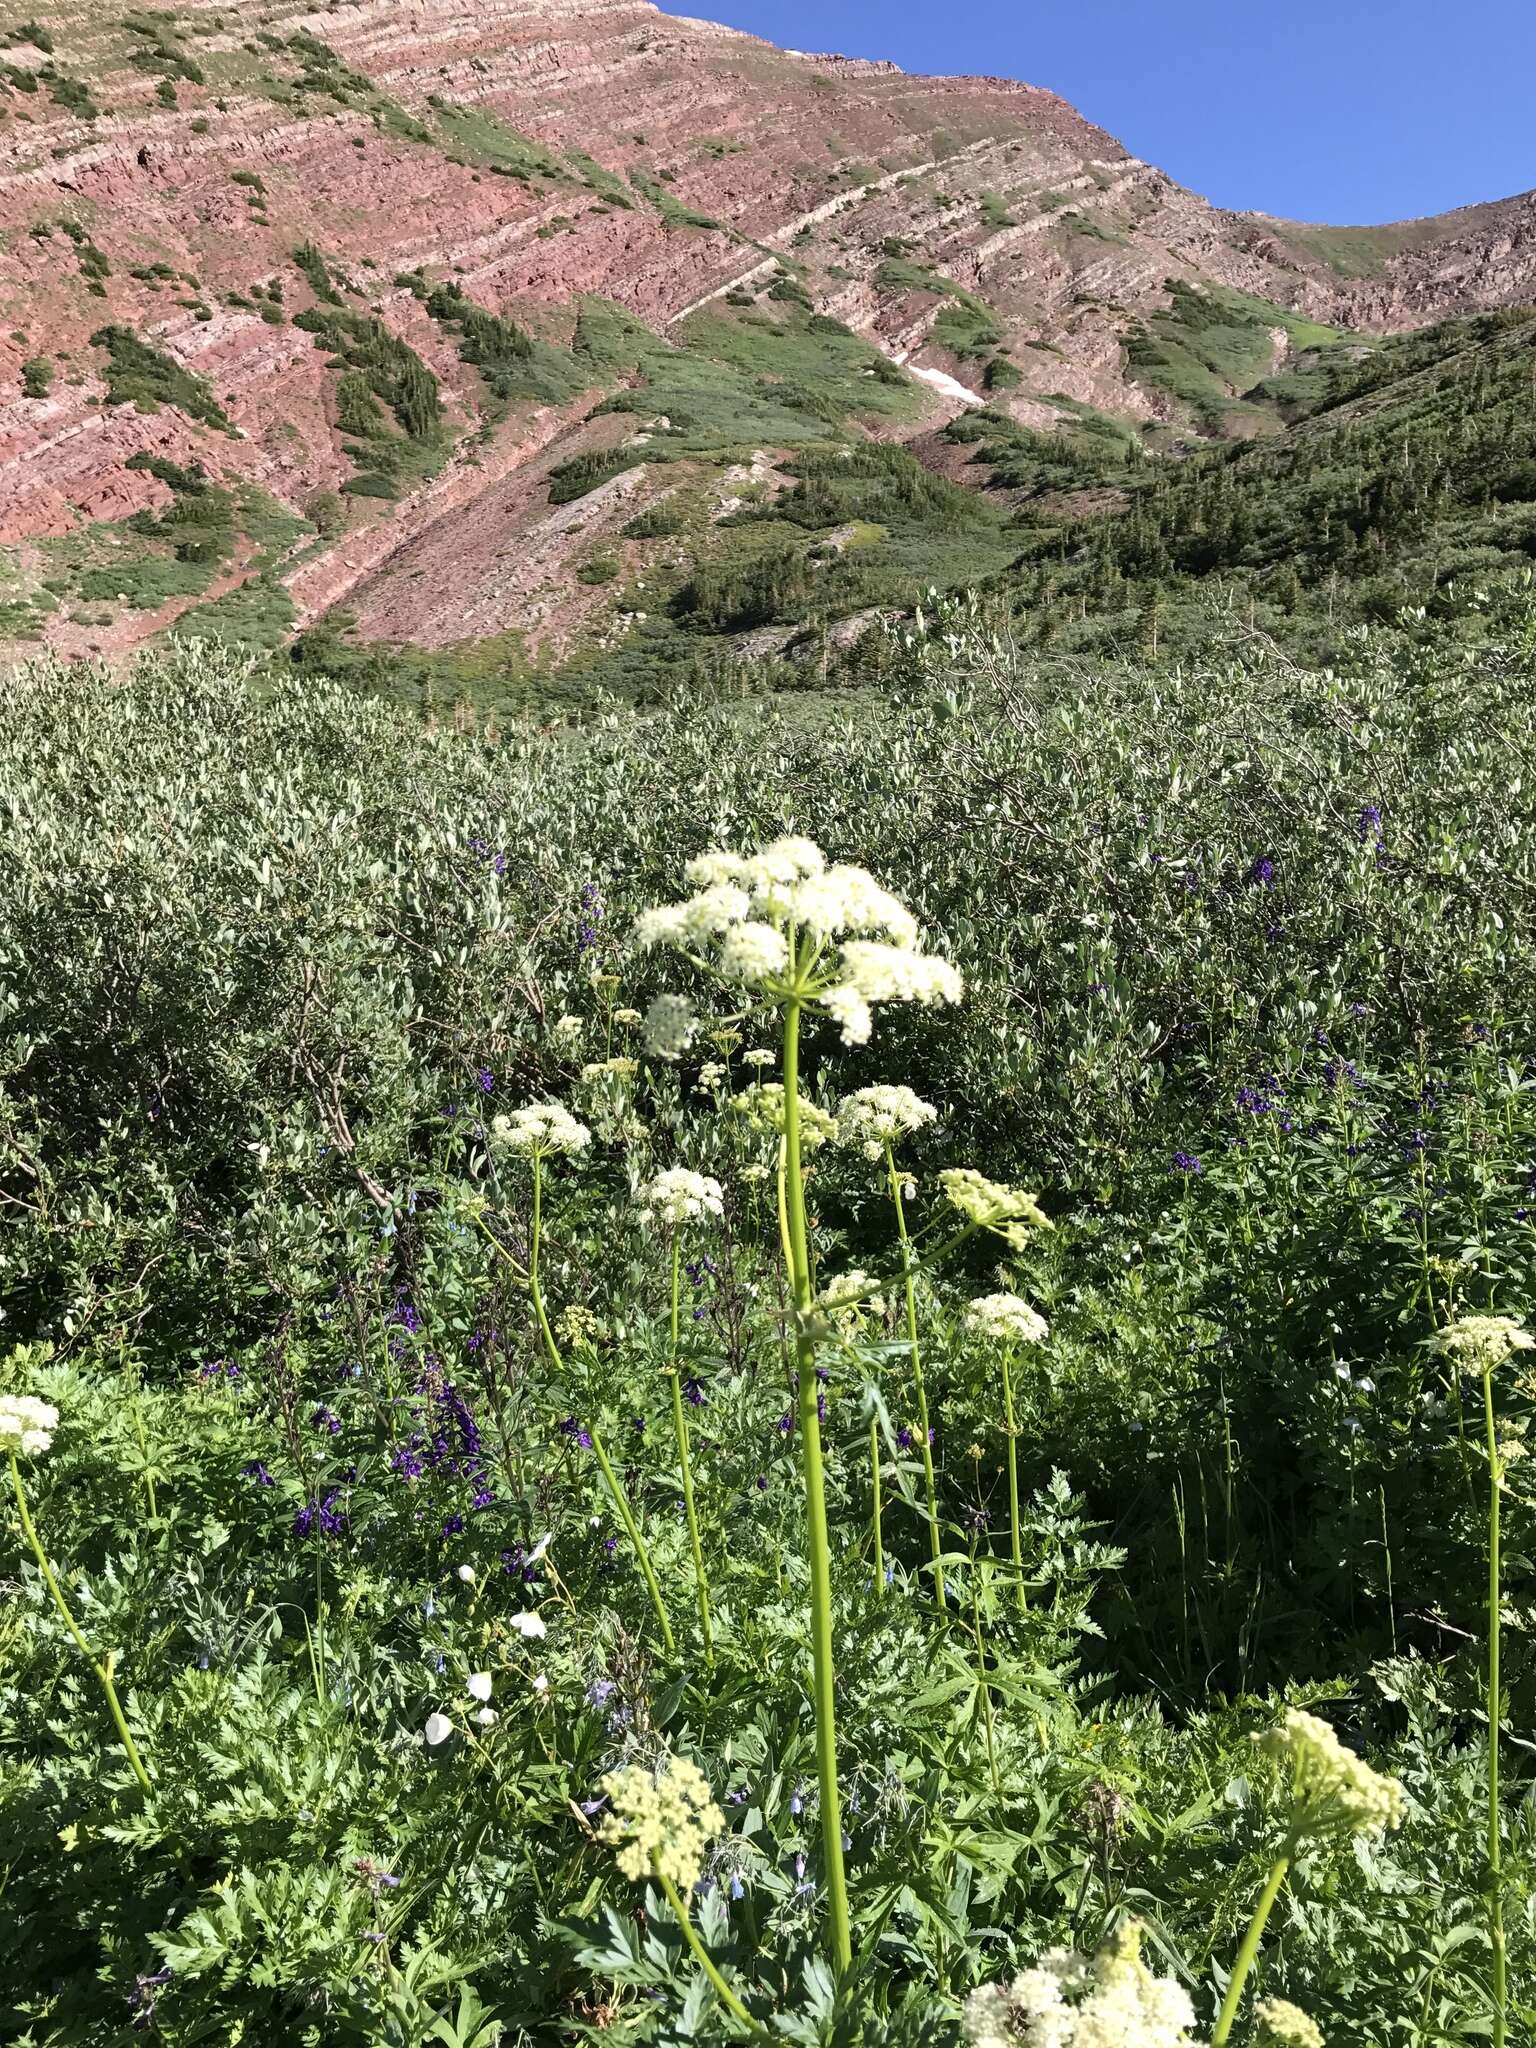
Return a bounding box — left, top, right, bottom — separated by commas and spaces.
2, 0, 1533, 687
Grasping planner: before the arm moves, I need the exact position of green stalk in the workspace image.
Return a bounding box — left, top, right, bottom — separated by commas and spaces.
782, 995, 852, 1976
589, 1424, 675, 1657
669, 1236, 714, 1662
1210, 1830, 1298, 2048
968, 1551, 1002, 1799
134, 1405, 158, 1521
652, 1859, 769, 2037
886, 1144, 945, 1609
869, 1415, 884, 1590
999, 1343, 1026, 1613
1483, 1364, 1507, 2048
9, 1452, 154, 1796
527, 1155, 675, 1657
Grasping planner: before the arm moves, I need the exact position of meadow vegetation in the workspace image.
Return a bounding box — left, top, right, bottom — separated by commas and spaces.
2, 583, 1533, 2043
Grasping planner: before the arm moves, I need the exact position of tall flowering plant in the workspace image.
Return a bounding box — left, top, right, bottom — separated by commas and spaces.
1434, 1311, 1533, 2048
636, 1166, 725, 1662
637, 836, 962, 1973
482, 1103, 677, 1657
2, 1379, 154, 1797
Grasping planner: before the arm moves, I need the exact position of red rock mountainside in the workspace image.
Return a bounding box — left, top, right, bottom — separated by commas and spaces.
2, 0, 1532, 655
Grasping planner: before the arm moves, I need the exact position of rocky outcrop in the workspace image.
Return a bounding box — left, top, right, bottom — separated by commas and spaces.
1, 0, 1531, 654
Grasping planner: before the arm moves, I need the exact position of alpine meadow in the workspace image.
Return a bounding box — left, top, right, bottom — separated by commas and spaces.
2, 4, 1536, 2046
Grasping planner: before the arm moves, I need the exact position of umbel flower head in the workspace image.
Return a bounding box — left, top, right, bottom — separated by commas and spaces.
963, 1918, 1202, 2048
1434, 1313, 1533, 1372
836, 1084, 938, 1160
1256, 1708, 1405, 1839
636, 835, 962, 1046
940, 1168, 1049, 1251
490, 1102, 591, 1157
599, 1755, 725, 1891
729, 1083, 837, 1152
0, 1393, 59, 1460
966, 1294, 1049, 1346
1254, 1999, 1324, 2048
817, 1271, 889, 1330
636, 1167, 725, 1232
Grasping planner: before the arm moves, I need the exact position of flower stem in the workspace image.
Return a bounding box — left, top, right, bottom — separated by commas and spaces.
887, 1145, 945, 1610
669, 1237, 714, 1663
868, 1415, 884, 1591
1483, 1363, 1507, 2048
783, 996, 852, 1976
1210, 1835, 1296, 2048
589, 1425, 676, 1657
999, 1343, 1026, 1613
653, 1859, 768, 2037
9, 1452, 154, 1795
968, 1553, 1002, 1799
528, 1155, 675, 1658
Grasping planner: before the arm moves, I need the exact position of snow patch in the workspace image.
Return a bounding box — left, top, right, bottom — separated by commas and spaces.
907, 364, 986, 408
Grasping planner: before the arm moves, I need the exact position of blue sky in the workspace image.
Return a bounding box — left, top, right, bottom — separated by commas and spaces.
682, 1, 1534, 224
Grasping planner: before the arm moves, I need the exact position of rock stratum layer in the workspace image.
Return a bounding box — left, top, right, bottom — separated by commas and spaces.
2, 0, 1532, 658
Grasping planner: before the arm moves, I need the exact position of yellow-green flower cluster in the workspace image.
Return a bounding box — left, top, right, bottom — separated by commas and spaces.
490, 1102, 591, 1157
836, 1084, 938, 1160
556, 1305, 606, 1351
582, 1057, 639, 1081
940, 1168, 1049, 1250
0, 1393, 58, 1460
636, 1166, 725, 1232
965, 1293, 1049, 1345
636, 836, 962, 1046
1253, 1998, 1324, 2048
963, 1919, 1202, 2048
729, 1082, 836, 1151
1434, 1313, 1533, 1372
599, 1756, 725, 1891
1256, 1708, 1405, 1838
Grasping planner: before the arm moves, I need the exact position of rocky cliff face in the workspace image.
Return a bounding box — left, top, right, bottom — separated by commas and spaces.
2, 0, 1531, 656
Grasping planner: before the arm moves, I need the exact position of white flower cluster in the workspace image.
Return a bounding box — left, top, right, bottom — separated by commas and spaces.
490, 1103, 591, 1157
963, 1920, 1202, 2048
729, 1082, 837, 1151
966, 1294, 1049, 1346
836, 1084, 938, 1159
940, 1168, 1049, 1250
644, 993, 697, 1061
1254, 1999, 1324, 2048
817, 1271, 889, 1329
636, 836, 962, 1045
1434, 1313, 1533, 1371
0, 1393, 58, 1460
637, 1167, 725, 1232
599, 1755, 725, 1890
1256, 1708, 1406, 1838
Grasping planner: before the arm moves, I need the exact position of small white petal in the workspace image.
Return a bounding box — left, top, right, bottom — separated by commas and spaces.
466, 1671, 493, 1702
531, 1673, 549, 1694
509, 1610, 548, 1639
456, 1564, 476, 1583
424, 1712, 453, 1746
475, 1707, 498, 1727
